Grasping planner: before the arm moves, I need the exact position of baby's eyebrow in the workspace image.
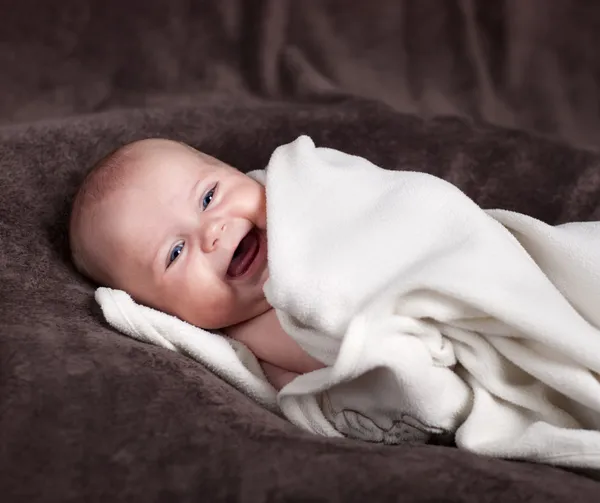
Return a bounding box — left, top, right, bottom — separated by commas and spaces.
189, 177, 204, 204
151, 176, 205, 275
152, 235, 171, 277
148, 214, 177, 275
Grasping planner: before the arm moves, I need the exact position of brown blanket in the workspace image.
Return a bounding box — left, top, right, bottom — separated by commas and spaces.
3, 1, 600, 502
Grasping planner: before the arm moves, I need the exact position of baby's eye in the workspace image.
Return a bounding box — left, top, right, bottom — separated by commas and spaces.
202, 184, 217, 210
168, 242, 184, 266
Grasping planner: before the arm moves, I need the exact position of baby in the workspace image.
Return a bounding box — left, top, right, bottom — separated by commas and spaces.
69, 138, 325, 389
71, 136, 600, 470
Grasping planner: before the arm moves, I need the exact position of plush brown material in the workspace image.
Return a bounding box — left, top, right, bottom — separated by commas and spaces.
2, 1, 600, 502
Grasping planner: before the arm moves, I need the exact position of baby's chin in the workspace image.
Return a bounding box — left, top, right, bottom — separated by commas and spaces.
179, 294, 271, 331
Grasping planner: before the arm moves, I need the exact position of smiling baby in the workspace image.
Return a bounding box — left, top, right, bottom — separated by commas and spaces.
69, 138, 324, 389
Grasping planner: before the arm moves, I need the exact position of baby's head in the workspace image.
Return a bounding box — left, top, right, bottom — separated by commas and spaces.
69, 138, 270, 329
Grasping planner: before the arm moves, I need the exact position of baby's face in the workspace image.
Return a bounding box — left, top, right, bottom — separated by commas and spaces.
90, 141, 270, 329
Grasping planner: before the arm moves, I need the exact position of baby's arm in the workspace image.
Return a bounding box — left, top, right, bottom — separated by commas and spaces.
260, 360, 299, 390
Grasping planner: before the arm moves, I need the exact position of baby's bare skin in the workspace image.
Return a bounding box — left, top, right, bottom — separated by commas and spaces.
70, 139, 324, 389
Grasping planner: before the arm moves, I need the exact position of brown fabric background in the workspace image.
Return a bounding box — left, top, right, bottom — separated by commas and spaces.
3, 1, 600, 502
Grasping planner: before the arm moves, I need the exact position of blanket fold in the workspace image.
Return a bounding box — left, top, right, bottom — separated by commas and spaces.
96, 135, 600, 472
265, 136, 600, 470
95, 288, 278, 411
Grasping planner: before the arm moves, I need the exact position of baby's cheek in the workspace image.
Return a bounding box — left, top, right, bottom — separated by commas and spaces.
164, 284, 222, 330
253, 187, 267, 230
200, 286, 244, 329
256, 211, 267, 231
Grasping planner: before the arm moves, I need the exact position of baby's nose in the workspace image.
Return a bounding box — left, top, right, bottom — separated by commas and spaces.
202, 220, 227, 253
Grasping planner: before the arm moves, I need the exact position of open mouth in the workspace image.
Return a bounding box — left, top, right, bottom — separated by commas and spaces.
226, 228, 261, 278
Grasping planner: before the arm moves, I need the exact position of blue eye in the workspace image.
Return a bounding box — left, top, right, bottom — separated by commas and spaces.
168, 242, 184, 266
202, 184, 217, 210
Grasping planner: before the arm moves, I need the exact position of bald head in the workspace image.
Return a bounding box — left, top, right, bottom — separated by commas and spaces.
69, 138, 194, 283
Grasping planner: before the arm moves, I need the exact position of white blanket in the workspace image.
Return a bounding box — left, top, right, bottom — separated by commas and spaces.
95, 288, 279, 412
97, 135, 600, 472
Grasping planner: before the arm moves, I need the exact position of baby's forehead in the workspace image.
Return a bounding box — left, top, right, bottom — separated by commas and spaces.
98, 142, 234, 207
110, 148, 225, 202
131, 141, 225, 174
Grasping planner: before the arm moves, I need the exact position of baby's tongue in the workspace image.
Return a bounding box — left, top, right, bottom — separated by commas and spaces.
227, 231, 256, 277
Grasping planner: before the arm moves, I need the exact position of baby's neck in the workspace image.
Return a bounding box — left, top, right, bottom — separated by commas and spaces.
224, 308, 324, 375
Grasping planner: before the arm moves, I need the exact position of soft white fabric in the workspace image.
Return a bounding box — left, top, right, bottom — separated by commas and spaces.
95, 134, 600, 472
95, 288, 279, 412
263, 136, 600, 470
